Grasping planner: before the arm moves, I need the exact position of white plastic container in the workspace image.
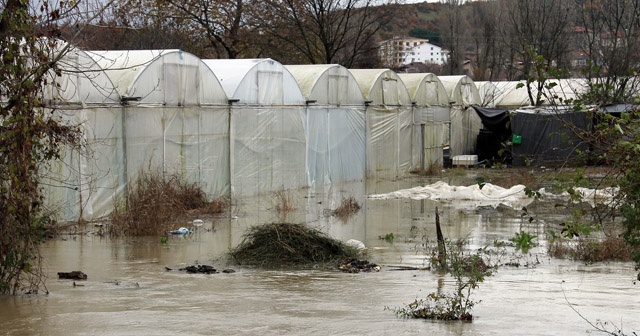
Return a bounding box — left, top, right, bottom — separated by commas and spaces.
452, 155, 478, 167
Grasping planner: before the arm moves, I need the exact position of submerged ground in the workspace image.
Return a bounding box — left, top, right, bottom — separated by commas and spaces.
0, 167, 638, 335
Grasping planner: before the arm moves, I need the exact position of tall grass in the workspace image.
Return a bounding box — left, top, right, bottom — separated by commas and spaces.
331, 196, 361, 221
549, 236, 638, 263
109, 171, 226, 236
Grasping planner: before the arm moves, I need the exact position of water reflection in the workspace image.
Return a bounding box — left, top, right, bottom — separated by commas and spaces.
0, 177, 638, 335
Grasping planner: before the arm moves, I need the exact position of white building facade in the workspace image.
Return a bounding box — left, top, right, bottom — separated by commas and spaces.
402, 42, 448, 66
378, 37, 430, 68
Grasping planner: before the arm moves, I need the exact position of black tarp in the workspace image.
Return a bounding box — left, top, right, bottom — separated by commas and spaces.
510, 110, 591, 166
472, 106, 512, 163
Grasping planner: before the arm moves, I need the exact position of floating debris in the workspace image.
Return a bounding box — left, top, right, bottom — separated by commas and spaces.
345, 239, 366, 250
339, 259, 381, 273
386, 265, 430, 271
179, 264, 218, 274
170, 227, 193, 235
58, 271, 88, 280
167, 264, 236, 274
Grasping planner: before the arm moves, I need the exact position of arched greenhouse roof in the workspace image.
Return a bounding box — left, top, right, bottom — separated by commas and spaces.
45, 42, 120, 105
285, 64, 365, 105
475, 81, 499, 107
348, 69, 411, 106
439, 75, 481, 106
89, 49, 228, 106
397, 73, 449, 106
495, 79, 588, 108
203, 58, 306, 105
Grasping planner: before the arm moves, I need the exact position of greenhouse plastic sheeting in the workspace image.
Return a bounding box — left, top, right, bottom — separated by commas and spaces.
399, 73, 451, 171
123, 106, 230, 197
305, 106, 366, 187
286, 65, 367, 188
412, 105, 450, 170
449, 106, 482, 157
230, 106, 307, 198
204, 59, 308, 197
42, 107, 125, 221
365, 106, 413, 179
349, 69, 414, 179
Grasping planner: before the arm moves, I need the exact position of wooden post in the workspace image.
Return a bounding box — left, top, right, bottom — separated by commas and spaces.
436, 207, 446, 268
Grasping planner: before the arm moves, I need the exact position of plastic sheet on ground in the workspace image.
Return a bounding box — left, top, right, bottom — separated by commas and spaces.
367, 181, 618, 210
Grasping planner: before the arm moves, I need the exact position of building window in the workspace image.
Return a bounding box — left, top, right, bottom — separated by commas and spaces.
577, 59, 587, 66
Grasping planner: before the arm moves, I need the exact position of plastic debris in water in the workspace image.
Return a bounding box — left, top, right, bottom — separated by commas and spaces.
170, 227, 193, 235
346, 239, 366, 250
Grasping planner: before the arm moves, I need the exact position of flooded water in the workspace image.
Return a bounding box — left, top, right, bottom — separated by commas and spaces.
1, 175, 639, 336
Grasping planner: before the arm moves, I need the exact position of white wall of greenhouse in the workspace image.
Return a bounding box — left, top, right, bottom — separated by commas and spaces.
349, 69, 413, 179
203, 59, 307, 198
286, 64, 367, 188
398, 73, 450, 171
41, 46, 124, 222
89, 50, 231, 217
440, 75, 482, 157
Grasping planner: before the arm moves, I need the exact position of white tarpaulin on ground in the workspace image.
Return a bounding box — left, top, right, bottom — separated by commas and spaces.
368, 181, 532, 209
367, 181, 617, 209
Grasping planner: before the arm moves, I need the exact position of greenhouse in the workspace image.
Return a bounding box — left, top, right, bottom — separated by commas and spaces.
475, 81, 498, 108
42, 44, 122, 221
35, 45, 623, 222
349, 69, 414, 179
202, 58, 307, 198
493, 79, 588, 109
439, 75, 482, 157
90, 49, 231, 201
398, 73, 450, 171
285, 64, 367, 189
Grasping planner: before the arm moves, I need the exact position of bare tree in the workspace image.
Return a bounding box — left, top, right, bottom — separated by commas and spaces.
1, 0, 116, 294
576, 0, 640, 104
438, 0, 468, 75
257, 0, 397, 67
114, 0, 254, 59
496, 0, 576, 105
468, 0, 504, 81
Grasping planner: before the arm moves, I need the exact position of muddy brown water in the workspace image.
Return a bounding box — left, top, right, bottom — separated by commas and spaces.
1, 176, 639, 335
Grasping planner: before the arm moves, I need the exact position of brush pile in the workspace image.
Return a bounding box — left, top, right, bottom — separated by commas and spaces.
230, 223, 362, 268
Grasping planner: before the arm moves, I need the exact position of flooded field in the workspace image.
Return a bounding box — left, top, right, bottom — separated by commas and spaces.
1, 173, 639, 335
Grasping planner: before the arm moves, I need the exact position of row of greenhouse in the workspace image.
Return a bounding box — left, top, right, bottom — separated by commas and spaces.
40, 46, 637, 221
